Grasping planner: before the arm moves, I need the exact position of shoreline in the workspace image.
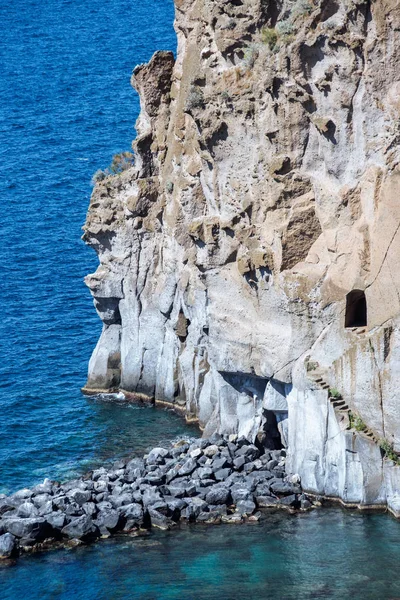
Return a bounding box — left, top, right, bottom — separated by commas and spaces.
81, 387, 201, 426
0, 433, 314, 562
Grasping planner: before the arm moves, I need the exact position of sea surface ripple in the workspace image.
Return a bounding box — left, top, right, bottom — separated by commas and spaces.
0, 0, 192, 495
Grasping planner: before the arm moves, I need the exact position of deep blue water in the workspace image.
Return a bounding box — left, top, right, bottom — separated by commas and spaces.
2, 0, 400, 597
0, 0, 194, 496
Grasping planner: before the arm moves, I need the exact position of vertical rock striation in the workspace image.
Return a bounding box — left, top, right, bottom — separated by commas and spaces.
83, 0, 400, 514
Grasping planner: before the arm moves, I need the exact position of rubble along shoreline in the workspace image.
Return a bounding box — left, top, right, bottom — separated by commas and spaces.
0, 433, 315, 562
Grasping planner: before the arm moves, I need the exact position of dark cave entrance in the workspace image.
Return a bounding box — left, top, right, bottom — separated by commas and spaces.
345, 290, 367, 328
262, 410, 284, 450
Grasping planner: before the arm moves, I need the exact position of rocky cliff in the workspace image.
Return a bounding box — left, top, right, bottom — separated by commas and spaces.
83, 0, 400, 515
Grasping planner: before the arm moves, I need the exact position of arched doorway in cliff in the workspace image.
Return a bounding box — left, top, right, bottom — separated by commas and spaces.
345, 290, 367, 328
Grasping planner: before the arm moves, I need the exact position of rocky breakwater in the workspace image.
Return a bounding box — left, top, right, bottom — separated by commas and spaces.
0, 435, 313, 561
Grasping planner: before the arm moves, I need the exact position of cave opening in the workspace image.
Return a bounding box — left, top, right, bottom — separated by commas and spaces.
345, 289, 367, 328
261, 410, 284, 450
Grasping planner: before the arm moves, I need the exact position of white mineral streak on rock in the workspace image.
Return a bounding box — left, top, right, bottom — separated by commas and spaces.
83, 0, 400, 514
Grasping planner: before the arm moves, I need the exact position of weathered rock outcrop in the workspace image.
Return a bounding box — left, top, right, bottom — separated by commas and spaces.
83, 0, 400, 514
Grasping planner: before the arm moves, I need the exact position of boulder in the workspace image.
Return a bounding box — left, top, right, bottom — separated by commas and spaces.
148, 508, 173, 530
94, 508, 122, 534
68, 489, 92, 506
231, 487, 254, 504
214, 468, 232, 482
0, 533, 17, 559
61, 515, 99, 541
256, 496, 279, 508
16, 502, 39, 518
178, 458, 197, 476
45, 512, 66, 531
236, 500, 256, 515
204, 445, 219, 458
146, 448, 170, 465
3, 517, 50, 544
205, 486, 231, 505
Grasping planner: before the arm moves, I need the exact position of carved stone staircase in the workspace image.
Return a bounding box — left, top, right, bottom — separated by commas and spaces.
307, 365, 380, 444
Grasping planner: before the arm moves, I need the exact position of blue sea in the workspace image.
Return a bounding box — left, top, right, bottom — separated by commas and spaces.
1, 0, 400, 598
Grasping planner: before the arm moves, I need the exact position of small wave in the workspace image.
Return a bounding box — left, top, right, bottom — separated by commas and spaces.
93, 391, 126, 402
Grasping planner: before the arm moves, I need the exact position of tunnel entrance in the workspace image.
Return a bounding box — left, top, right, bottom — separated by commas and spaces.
262, 410, 284, 450
345, 289, 367, 328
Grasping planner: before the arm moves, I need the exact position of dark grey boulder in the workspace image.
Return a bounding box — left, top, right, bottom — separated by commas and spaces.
148, 508, 172, 530
112, 459, 126, 470
197, 455, 208, 466
120, 503, 145, 530
126, 458, 145, 471
110, 492, 133, 509
235, 445, 259, 462
178, 458, 197, 476
146, 448, 170, 465
32, 493, 52, 508
230, 487, 254, 504
267, 459, 278, 470
236, 500, 256, 515
256, 496, 279, 508
254, 484, 271, 497
17, 502, 39, 518
3, 517, 50, 544
11, 489, 33, 502
61, 515, 99, 541
94, 480, 108, 493
146, 472, 165, 486
82, 502, 97, 517
0, 533, 17, 559
32, 479, 53, 495
278, 494, 300, 508
45, 512, 66, 530
53, 496, 70, 511
142, 489, 162, 507
62, 480, 87, 493
214, 468, 232, 481
94, 508, 122, 534
205, 486, 231, 505
0, 499, 17, 516
165, 498, 187, 513
92, 467, 107, 480
208, 504, 228, 516
167, 482, 196, 499
300, 495, 312, 509
208, 432, 223, 444
165, 465, 181, 484
233, 456, 246, 471
270, 481, 295, 496
212, 457, 231, 471
65, 502, 84, 517
67, 489, 92, 506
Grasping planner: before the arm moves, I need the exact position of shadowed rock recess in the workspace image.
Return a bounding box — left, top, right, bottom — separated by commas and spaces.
0, 436, 313, 560
82, 0, 400, 516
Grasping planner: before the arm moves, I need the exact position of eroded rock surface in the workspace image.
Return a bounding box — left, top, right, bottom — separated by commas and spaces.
83, 0, 400, 513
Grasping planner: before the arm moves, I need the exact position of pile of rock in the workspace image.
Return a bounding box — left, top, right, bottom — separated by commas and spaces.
0, 434, 314, 560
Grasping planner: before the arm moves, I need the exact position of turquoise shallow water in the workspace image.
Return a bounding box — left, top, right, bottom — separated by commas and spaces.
2, 509, 400, 600
2, 0, 400, 597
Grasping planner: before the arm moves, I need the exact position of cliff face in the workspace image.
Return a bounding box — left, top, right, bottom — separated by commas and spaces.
83, 0, 400, 513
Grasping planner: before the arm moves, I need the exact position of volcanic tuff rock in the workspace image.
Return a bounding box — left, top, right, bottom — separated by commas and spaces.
83, 0, 400, 513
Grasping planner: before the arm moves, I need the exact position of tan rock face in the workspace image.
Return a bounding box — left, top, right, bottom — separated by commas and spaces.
83, 0, 400, 509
